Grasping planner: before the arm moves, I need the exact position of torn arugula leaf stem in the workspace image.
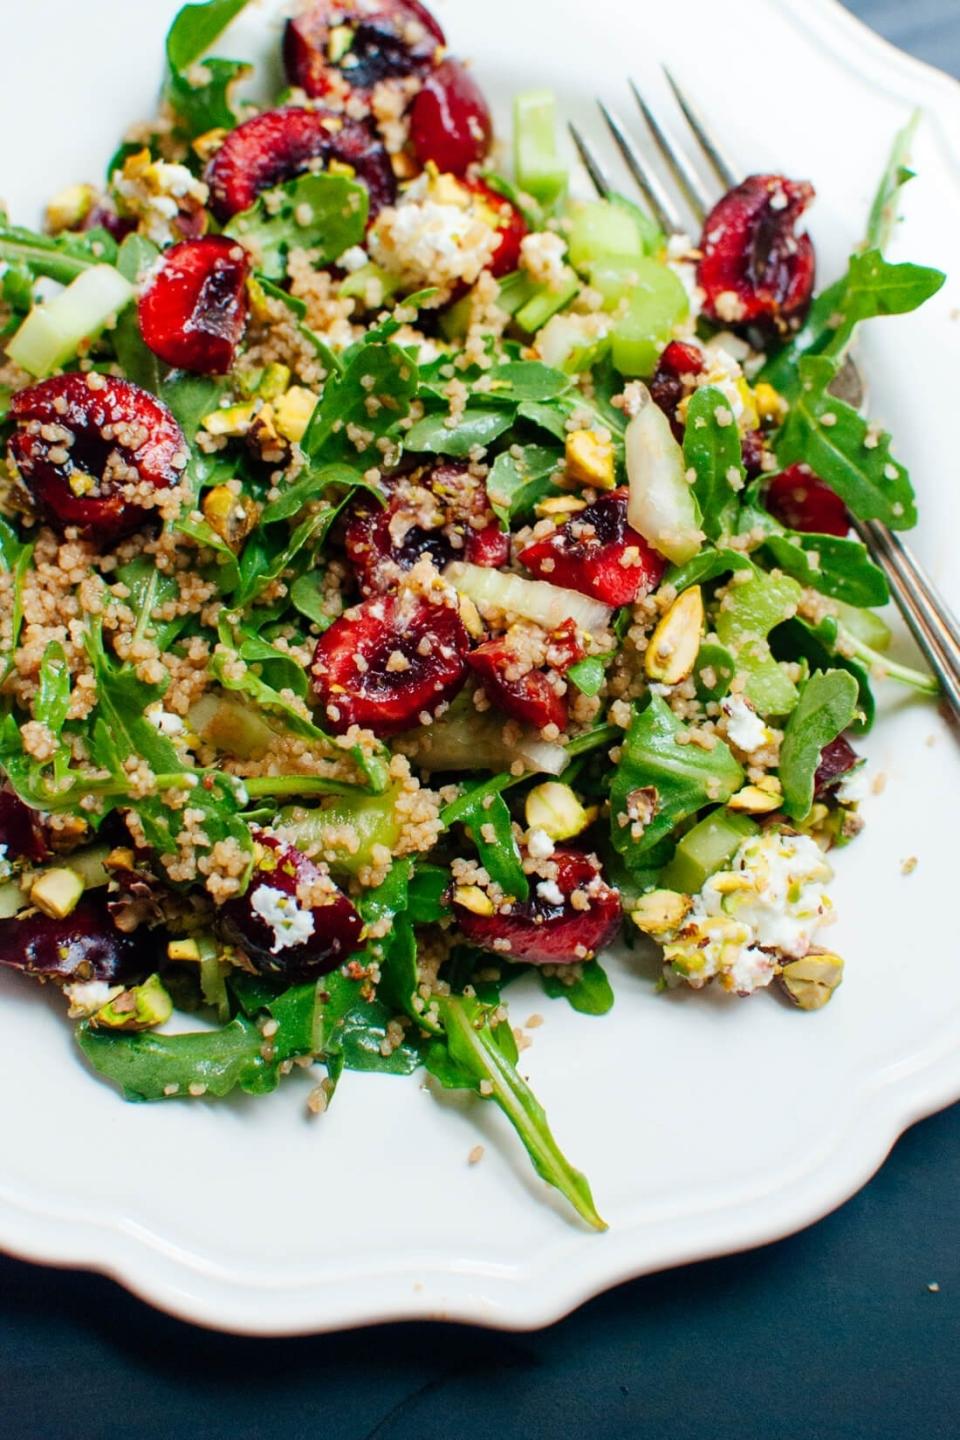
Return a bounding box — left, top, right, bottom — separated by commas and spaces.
840, 629, 938, 695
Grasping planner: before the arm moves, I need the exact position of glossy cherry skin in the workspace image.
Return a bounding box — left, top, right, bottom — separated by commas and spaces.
649, 339, 704, 440
9, 375, 186, 540
519, 489, 666, 608
452, 850, 621, 964
0, 900, 146, 983
217, 832, 362, 981
311, 592, 470, 735
138, 237, 250, 375
283, 0, 444, 99
765, 464, 850, 537
466, 619, 584, 733
343, 461, 508, 596
205, 107, 396, 223
0, 790, 49, 865
697, 174, 816, 333
409, 58, 493, 176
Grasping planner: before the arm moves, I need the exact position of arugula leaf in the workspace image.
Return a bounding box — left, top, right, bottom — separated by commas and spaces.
516, 399, 568, 442
289, 570, 336, 630
165, 0, 250, 70
226, 173, 368, 281
482, 361, 572, 404
683, 387, 744, 541
539, 959, 614, 1015
259, 462, 365, 525
112, 234, 164, 390
0, 222, 114, 285
779, 669, 859, 820
404, 407, 514, 457
429, 994, 606, 1231
76, 978, 319, 1101
610, 695, 743, 863
775, 356, 917, 528
566, 655, 606, 697
823, 249, 944, 356
445, 781, 529, 902
866, 111, 918, 251
167, 57, 251, 137
302, 340, 418, 464
233, 504, 336, 607
770, 616, 875, 733
762, 531, 889, 608
665, 547, 754, 593
486, 444, 562, 524
175, 514, 241, 594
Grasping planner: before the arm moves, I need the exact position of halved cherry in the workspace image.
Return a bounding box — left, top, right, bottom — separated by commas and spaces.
466, 619, 584, 733
9, 375, 186, 539
814, 735, 860, 799
698, 174, 816, 332
344, 460, 508, 595
518, 488, 666, 608
463, 177, 527, 278
409, 58, 493, 176
649, 339, 704, 440
205, 107, 396, 222
0, 790, 49, 865
0, 900, 145, 983
283, 0, 444, 100
452, 850, 621, 964
311, 591, 470, 735
765, 463, 849, 537
217, 831, 362, 981
138, 237, 249, 375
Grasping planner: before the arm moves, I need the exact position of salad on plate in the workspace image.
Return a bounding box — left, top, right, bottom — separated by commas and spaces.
0, 0, 946, 1229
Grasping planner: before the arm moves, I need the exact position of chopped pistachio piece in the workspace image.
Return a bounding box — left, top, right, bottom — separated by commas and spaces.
525, 781, 597, 841
779, 951, 844, 1011
565, 428, 615, 490
30, 866, 84, 920
630, 889, 691, 937
454, 885, 495, 916
91, 973, 173, 1032
645, 585, 704, 685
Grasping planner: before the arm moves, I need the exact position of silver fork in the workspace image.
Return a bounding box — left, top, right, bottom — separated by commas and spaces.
569, 77, 960, 723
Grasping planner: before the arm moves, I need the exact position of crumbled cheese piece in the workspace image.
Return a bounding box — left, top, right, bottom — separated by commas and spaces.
520, 231, 569, 289
836, 766, 869, 805
536, 879, 565, 907
63, 980, 124, 1019
339, 245, 370, 273
721, 694, 770, 755
370, 185, 498, 291
250, 884, 316, 953
526, 827, 556, 861
146, 704, 185, 737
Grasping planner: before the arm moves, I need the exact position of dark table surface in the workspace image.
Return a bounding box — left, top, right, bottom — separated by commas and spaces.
3, 5, 960, 1438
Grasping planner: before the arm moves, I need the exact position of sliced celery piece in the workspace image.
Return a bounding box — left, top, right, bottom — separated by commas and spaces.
660, 811, 758, 894
7, 264, 135, 378
339, 262, 401, 308
513, 91, 568, 206
514, 275, 579, 334
610, 258, 689, 377
495, 269, 540, 317
567, 198, 659, 274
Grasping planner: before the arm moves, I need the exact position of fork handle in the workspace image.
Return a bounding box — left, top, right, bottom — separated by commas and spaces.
855, 518, 960, 721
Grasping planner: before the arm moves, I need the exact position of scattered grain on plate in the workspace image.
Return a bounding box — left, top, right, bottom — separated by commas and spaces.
901, 856, 918, 876
467, 1145, 485, 1165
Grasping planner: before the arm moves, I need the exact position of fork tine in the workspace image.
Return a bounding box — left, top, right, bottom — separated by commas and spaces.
628, 79, 709, 222
595, 102, 682, 235
567, 122, 612, 198
661, 67, 739, 192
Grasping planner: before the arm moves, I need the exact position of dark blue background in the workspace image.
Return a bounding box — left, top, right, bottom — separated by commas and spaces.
3, 5, 959, 1436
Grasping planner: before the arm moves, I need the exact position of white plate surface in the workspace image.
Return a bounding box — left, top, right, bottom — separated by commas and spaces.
1, 0, 959, 1336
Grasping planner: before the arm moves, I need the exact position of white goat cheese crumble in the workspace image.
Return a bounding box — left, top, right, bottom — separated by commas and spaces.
250, 884, 316, 953
721, 695, 771, 756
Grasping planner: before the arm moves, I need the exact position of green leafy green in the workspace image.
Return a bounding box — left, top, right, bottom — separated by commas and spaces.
762, 531, 889, 609
540, 959, 614, 1015
165, 0, 250, 70
226, 173, 368, 281
302, 340, 418, 464
713, 570, 803, 716
481, 361, 572, 404
610, 695, 743, 863
665, 547, 754, 593
404, 407, 514, 457
163, 1, 254, 137
683, 387, 744, 540
770, 616, 875, 733
112, 234, 163, 389
775, 356, 917, 528
486, 444, 562, 523
444, 781, 529, 902
429, 994, 606, 1231
566, 655, 606, 697
0, 222, 115, 285
779, 669, 859, 820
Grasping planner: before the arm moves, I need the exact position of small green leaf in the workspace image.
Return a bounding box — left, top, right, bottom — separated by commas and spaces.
779, 669, 859, 820
486, 444, 562, 523
302, 341, 418, 464
683, 387, 744, 541
165, 0, 250, 72
404, 407, 514, 456
566, 655, 606, 697
226, 173, 368, 281
539, 959, 614, 1015
763, 531, 889, 609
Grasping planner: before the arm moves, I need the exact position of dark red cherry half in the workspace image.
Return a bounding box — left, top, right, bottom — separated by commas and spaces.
138, 236, 250, 375
698, 174, 816, 333
9, 375, 185, 539
283, 0, 444, 100
519, 489, 666, 608
409, 58, 493, 176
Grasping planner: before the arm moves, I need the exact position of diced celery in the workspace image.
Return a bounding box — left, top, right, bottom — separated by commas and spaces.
339, 262, 401, 308
660, 811, 758, 894
439, 291, 474, 341
277, 789, 402, 875
833, 599, 891, 652
610, 259, 689, 377
7, 264, 135, 378
513, 91, 568, 206
624, 398, 702, 565
495, 269, 540, 317
608, 193, 663, 256
514, 275, 580, 334
568, 200, 644, 273
535, 313, 611, 374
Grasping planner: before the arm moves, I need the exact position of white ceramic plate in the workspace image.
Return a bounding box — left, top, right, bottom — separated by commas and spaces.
1, 0, 958, 1336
